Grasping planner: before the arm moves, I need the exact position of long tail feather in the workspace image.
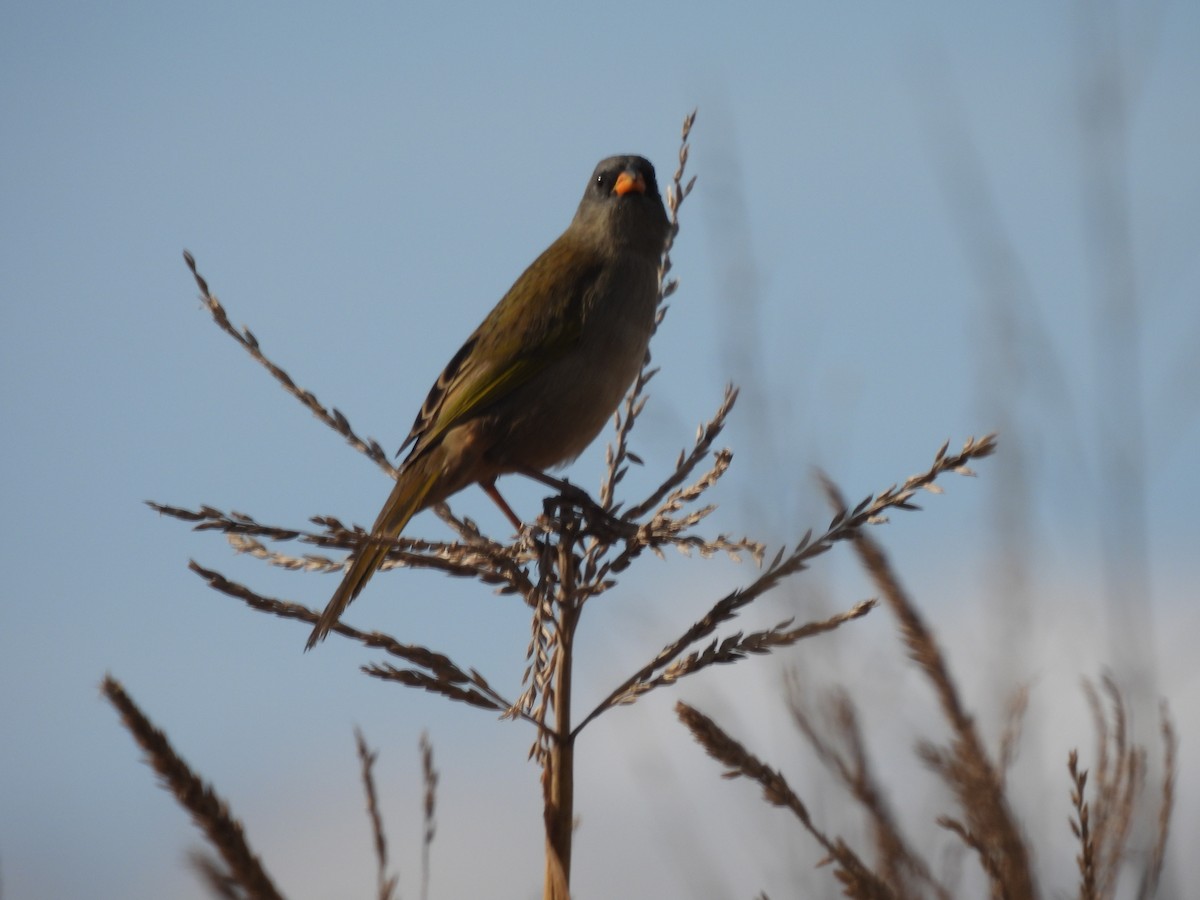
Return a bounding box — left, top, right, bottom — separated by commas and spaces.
306, 462, 440, 649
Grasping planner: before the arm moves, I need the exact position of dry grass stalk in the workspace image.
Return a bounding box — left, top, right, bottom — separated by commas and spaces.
1070, 676, 1177, 900
838, 522, 1036, 900
190, 562, 521, 717
101, 676, 283, 900
1136, 705, 1175, 900
1069, 750, 1096, 900
148, 502, 536, 597
788, 683, 952, 900
628, 600, 876, 699
676, 701, 895, 900
183, 249, 398, 480
419, 732, 438, 900
680, 522, 1178, 900
355, 729, 399, 900
1081, 676, 1140, 899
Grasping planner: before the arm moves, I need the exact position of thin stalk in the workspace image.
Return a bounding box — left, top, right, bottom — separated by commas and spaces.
543, 522, 580, 899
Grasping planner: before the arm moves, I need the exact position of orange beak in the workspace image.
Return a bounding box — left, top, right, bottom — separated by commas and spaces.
613, 170, 646, 196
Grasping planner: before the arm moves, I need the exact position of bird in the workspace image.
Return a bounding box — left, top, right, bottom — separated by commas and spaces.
306, 155, 671, 649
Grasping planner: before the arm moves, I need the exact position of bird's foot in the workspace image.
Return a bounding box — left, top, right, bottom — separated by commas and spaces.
541, 484, 637, 543
512, 465, 637, 542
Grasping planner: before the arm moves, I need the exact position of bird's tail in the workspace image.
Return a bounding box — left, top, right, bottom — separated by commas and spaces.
306, 461, 440, 649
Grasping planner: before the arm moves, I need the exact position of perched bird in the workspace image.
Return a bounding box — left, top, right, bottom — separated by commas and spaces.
307, 155, 671, 648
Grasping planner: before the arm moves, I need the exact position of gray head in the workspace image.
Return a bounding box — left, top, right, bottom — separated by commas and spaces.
570, 155, 671, 257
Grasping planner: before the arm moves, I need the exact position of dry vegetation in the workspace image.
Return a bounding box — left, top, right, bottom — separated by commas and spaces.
108, 109, 1178, 899
677, 528, 1177, 900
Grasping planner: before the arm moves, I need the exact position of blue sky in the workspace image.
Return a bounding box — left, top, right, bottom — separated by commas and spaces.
2, 2, 1198, 898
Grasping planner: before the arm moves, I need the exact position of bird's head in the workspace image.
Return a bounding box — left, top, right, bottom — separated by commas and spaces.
571, 155, 671, 257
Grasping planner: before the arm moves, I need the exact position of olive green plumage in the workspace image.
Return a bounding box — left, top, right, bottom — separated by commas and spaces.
307, 155, 670, 649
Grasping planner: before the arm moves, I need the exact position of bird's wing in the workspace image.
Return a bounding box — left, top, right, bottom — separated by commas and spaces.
397, 238, 605, 461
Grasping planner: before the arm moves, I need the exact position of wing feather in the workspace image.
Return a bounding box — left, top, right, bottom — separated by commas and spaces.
396, 237, 604, 462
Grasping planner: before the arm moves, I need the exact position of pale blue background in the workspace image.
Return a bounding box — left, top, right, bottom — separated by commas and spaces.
2, 2, 1197, 898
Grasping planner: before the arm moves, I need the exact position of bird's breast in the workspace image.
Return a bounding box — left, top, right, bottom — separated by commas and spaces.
489, 256, 660, 470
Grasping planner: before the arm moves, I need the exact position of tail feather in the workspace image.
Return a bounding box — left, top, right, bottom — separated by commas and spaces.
306, 463, 440, 649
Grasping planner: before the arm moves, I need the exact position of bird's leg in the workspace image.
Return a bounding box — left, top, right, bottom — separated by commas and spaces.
481, 478, 524, 531
513, 466, 593, 509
